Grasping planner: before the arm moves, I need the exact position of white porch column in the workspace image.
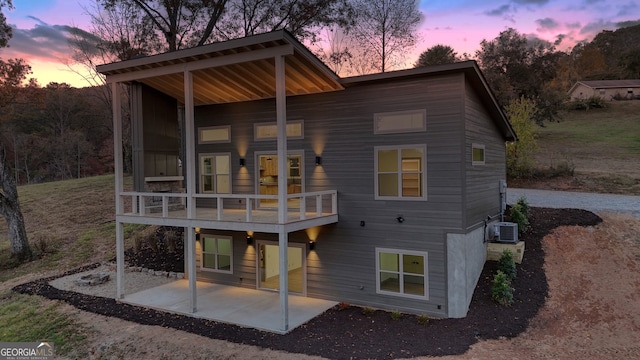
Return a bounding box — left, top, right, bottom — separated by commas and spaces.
111, 82, 125, 299
279, 230, 289, 331
275, 55, 289, 332
184, 70, 197, 312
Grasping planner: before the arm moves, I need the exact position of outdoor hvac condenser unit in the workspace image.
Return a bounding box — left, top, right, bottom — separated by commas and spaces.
493, 222, 518, 244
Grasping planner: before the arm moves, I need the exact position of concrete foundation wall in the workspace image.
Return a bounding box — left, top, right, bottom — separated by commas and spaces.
446, 225, 487, 318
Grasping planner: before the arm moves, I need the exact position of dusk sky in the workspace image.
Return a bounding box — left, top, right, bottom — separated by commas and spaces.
2, 0, 639, 88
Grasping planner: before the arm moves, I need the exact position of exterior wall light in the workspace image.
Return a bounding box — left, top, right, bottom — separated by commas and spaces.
315, 156, 322, 166
309, 241, 316, 250
239, 158, 246, 167
246, 235, 253, 245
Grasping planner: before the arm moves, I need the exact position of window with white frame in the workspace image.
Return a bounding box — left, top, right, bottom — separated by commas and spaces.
199, 153, 231, 193
374, 109, 426, 134
198, 125, 230, 144
376, 248, 428, 299
201, 235, 232, 273
254, 120, 303, 140
472, 143, 485, 165
375, 145, 426, 200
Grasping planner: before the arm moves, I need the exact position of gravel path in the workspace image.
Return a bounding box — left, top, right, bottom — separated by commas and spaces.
507, 188, 640, 218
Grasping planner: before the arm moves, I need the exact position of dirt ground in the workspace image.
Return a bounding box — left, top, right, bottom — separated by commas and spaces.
436, 213, 640, 360
9, 211, 640, 359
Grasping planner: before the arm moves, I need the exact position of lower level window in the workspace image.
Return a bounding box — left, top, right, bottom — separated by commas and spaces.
201, 235, 232, 273
376, 248, 428, 299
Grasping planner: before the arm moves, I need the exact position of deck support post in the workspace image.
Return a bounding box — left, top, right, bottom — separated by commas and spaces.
187, 226, 197, 313
116, 221, 124, 299
184, 70, 197, 312
111, 81, 125, 299
279, 229, 289, 331
275, 54, 289, 332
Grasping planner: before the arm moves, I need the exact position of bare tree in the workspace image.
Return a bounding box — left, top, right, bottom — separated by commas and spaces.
216, 0, 353, 43
0, 0, 33, 261
348, 0, 422, 73
313, 25, 353, 76
100, 0, 228, 51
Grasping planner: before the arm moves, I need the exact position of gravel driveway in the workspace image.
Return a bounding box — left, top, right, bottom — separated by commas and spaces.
507, 188, 640, 218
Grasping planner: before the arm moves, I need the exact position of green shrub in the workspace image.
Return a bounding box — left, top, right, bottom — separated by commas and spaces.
566, 96, 606, 111
509, 204, 529, 235
491, 270, 514, 306
497, 249, 517, 280
516, 196, 530, 217
391, 310, 402, 320
417, 314, 430, 325
362, 306, 375, 316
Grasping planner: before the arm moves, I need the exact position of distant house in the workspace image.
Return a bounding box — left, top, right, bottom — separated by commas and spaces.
96, 30, 516, 333
568, 80, 640, 101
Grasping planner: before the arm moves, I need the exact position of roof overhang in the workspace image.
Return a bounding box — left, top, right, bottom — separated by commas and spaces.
341, 61, 517, 142
96, 30, 343, 106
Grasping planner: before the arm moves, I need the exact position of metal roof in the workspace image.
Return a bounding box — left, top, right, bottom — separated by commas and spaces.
575, 80, 640, 89
96, 30, 343, 106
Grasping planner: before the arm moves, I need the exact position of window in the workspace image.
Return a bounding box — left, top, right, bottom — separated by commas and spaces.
198, 126, 230, 144
376, 248, 428, 299
374, 109, 426, 134
472, 143, 485, 165
255, 120, 303, 140
201, 235, 232, 273
375, 145, 426, 200
599, 89, 606, 95
199, 153, 231, 193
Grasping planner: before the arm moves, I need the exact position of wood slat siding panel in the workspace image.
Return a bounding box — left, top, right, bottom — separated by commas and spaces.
189, 72, 474, 316
463, 81, 506, 229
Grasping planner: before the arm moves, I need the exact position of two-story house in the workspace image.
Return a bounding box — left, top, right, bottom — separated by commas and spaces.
97, 30, 516, 333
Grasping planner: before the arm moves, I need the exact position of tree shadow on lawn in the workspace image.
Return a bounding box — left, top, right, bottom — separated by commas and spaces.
12, 207, 602, 360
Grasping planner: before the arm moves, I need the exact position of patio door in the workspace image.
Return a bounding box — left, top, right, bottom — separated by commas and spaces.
256, 151, 303, 208
257, 241, 306, 295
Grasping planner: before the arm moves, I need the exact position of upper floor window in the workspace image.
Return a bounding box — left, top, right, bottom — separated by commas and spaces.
375, 145, 427, 200
472, 143, 485, 165
254, 120, 304, 141
374, 109, 426, 134
200, 153, 231, 194
198, 125, 230, 144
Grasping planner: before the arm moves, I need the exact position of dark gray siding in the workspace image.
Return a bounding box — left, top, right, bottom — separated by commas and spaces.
130, 83, 180, 192
191, 72, 470, 317
463, 79, 507, 229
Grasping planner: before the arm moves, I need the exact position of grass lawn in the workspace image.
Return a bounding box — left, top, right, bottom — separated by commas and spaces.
0, 175, 137, 358
524, 100, 640, 194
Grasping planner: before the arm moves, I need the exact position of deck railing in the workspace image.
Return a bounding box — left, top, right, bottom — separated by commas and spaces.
118, 190, 338, 224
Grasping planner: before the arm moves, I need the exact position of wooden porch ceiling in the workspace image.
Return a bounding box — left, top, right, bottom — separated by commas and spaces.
96, 31, 344, 106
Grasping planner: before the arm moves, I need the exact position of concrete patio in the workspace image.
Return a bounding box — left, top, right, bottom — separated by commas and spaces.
120, 280, 337, 334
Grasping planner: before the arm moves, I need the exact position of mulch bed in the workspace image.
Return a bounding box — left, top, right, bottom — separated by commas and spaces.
12, 207, 602, 359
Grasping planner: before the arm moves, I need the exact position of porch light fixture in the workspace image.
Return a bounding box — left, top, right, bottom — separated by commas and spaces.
309, 241, 316, 250
246, 235, 253, 245
315, 156, 322, 166
239, 158, 246, 167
